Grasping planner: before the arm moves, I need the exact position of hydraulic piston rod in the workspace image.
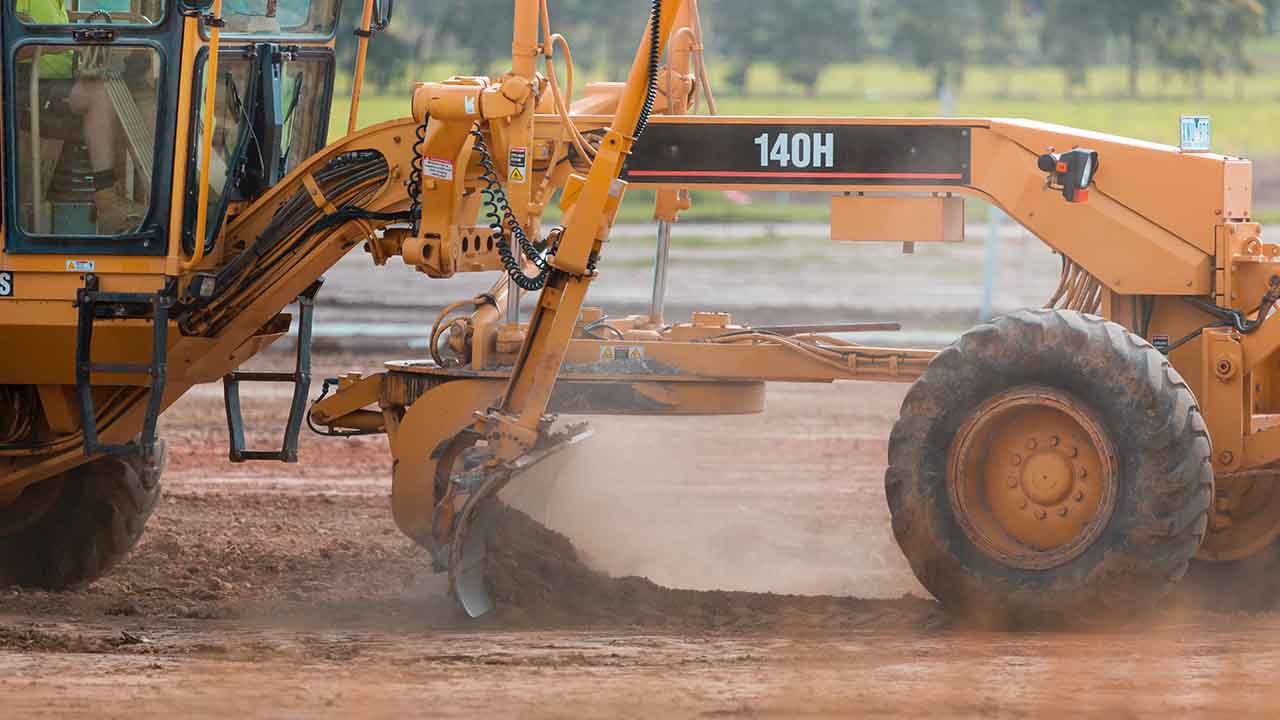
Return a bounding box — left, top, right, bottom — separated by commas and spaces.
650, 220, 673, 324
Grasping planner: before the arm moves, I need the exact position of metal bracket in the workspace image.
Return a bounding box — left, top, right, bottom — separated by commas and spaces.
222, 281, 320, 463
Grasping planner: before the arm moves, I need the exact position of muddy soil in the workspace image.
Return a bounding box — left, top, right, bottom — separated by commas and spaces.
4, 353, 1280, 718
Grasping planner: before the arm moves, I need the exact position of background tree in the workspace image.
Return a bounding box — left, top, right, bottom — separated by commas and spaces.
1150, 0, 1266, 98
1097, 0, 1177, 98
1040, 0, 1109, 99
975, 0, 1029, 98
702, 0, 773, 93
770, 0, 864, 96
889, 0, 977, 97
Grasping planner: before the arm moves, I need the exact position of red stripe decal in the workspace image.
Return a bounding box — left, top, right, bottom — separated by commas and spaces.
627, 170, 964, 180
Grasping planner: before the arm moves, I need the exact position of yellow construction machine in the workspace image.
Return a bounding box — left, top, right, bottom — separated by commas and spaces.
0, 0, 1275, 625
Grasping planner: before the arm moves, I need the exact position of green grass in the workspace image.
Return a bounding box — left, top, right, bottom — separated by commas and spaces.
328, 59, 1280, 224
333, 60, 1280, 155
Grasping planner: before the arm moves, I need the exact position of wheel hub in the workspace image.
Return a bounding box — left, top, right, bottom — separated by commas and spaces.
948, 387, 1118, 570
1022, 451, 1073, 506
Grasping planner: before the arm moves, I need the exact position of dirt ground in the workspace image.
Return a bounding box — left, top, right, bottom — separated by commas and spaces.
2, 224, 1277, 718
4, 350, 1280, 718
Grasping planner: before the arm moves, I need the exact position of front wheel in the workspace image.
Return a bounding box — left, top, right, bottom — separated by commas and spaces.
0, 446, 163, 589
885, 310, 1212, 627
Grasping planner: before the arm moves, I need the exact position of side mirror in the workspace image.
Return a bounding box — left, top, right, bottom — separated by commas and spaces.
373, 0, 393, 30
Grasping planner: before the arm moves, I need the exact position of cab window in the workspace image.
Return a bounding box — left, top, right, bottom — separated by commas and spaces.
221, 0, 339, 39
13, 43, 160, 236
14, 0, 166, 28
185, 49, 333, 250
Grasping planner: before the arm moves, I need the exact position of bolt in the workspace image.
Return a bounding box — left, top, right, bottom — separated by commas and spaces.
1058, 507, 1069, 517
1026, 438, 1038, 450
1050, 435, 1060, 447
1070, 447, 1079, 458
1012, 454, 1023, 466
1007, 476, 1019, 488
1078, 467, 1088, 479
1221, 450, 1236, 466
1035, 509, 1047, 520
1019, 498, 1029, 509
1075, 490, 1085, 502
1216, 358, 1235, 380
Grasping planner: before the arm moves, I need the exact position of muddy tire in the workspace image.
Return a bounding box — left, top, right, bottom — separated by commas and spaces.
0, 445, 163, 589
885, 310, 1212, 627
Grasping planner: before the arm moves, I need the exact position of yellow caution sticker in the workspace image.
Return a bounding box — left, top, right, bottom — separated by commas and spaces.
508, 147, 528, 184
600, 345, 645, 363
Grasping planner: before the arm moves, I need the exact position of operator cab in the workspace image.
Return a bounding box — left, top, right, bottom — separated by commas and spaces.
0, 0, 339, 256
181, 0, 340, 253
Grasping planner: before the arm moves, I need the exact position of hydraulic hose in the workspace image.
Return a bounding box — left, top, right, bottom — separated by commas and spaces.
633, 0, 663, 140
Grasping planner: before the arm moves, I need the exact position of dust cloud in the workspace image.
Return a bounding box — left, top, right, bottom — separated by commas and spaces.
500, 409, 921, 600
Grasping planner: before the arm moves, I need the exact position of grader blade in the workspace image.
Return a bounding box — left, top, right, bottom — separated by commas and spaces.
446, 425, 594, 618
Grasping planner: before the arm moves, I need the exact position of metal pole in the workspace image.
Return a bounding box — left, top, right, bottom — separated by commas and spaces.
346, 0, 376, 134
979, 207, 1004, 321
650, 220, 673, 324
506, 278, 521, 325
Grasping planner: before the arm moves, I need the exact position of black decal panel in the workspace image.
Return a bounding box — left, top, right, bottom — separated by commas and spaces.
624, 122, 973, 186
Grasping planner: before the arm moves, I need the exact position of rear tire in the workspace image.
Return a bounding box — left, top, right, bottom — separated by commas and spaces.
0, 445, 163, 589
886, 310, 1212, 627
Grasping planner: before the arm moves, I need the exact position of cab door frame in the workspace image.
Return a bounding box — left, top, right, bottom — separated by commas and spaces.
0, 0, 185, 256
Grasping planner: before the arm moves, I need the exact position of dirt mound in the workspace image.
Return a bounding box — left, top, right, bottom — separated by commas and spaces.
483, 502, 942, 631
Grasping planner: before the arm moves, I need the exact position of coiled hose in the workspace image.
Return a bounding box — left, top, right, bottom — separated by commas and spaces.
471, 129, 556, 291
407, 113, 430, 233
634, 0, 663, 140
464, 0, 664, 293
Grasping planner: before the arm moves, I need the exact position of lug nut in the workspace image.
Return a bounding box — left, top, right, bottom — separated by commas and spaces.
1075, 490, 1085, 502
1050, 435, 1060, 447
1026, 438, 1038, 450
1012, 454, 1023, 466
1057, 507, 1069, 517
1070, 447, 1079, 458
1007, 476, 1019, 488
1035, 509, 1047, 520
1078, 467, 1088, 479
1018, 499, 1028, 510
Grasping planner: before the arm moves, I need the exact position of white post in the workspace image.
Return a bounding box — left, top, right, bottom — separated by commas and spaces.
979, 207, 1004, 321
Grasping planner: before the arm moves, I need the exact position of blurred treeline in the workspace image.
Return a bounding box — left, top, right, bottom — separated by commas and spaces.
342, 0, 1277, 99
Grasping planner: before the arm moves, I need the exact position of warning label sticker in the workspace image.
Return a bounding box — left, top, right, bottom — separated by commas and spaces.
424, 156, 454, 181
600, 345, 645, 363
508, 147, 528, 184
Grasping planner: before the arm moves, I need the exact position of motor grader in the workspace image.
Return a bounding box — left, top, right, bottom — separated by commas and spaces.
0, 0, 1273, 625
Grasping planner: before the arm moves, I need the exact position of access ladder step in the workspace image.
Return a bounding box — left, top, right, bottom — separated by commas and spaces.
222, 282, 321, 463
73, 274, 172, 459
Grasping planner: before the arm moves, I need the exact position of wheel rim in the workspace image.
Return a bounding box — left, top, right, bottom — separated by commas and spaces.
948, 387, 1118, 570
